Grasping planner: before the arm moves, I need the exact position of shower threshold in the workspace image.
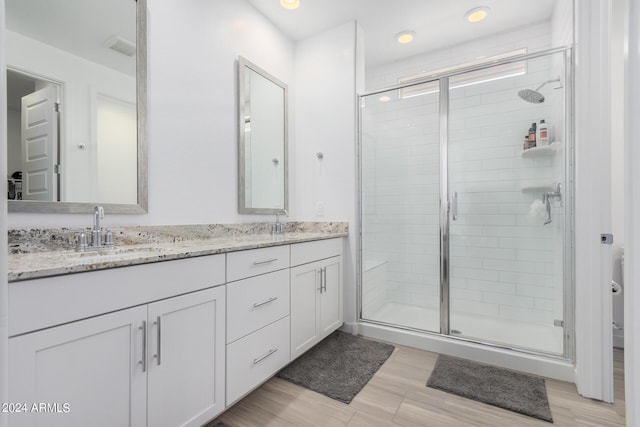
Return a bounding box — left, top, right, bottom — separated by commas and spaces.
365, 302, 564, 356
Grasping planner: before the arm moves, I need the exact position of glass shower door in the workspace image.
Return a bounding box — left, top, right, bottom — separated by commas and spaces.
447, 52, 567, 354
360, 81, 441, 333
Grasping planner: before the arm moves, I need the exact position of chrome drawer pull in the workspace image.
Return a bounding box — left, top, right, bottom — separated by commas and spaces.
253, 348, 278, 364
253, 297, 278, 308
253, 258, 278, 265
153, 316, 161, 366
139, 321, 147, 373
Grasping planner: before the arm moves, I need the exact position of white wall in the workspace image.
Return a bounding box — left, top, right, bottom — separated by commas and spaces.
7, 0, 295, 228
6, 31, 136, 204
293, 21, 359, 327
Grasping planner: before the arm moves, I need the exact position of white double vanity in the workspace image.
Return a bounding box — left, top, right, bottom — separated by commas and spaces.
6, 225, 346, 427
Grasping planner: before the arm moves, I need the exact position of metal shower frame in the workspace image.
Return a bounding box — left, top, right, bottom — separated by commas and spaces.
356, 45, 575, 362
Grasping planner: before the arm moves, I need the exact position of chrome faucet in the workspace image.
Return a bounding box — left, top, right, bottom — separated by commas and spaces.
272, 209, 289, 235
77, 206, 114, 251
91, 206, 104, 247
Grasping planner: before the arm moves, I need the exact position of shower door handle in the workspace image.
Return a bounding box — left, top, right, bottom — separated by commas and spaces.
451, 192, 458, 221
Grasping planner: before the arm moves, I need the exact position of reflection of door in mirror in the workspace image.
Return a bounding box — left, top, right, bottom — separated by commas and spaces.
7, 70, 60, 202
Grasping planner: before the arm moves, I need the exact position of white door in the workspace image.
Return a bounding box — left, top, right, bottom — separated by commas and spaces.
21, 85, 58, 201
9, 306, 148, 427
290, 261, 321, 359
146, 286, 226, 427
319, 257, 342, 338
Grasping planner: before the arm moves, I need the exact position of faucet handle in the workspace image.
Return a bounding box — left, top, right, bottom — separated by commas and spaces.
104, 230, 114, 247
77, 231, 88, 252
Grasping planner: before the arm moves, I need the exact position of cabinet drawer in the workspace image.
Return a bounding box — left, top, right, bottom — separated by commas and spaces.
290, 238, 343, 267
9, 254, 226, 337
226, 316, 290, 405
226, 269, 290, 343
227, 246, 290, 282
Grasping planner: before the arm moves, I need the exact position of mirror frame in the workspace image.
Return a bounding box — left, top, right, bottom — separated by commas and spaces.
237, 56, 289, 215
8, 0, 148, 214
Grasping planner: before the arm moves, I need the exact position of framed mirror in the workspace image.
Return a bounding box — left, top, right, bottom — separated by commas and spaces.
5, 0, 147, 214
238, 56, 288, 214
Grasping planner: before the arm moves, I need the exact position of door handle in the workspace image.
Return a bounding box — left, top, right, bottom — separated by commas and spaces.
451, 192, 458, 221
139, 321, 147, 373
322, 267, 327, 292
153, 316, 161, 366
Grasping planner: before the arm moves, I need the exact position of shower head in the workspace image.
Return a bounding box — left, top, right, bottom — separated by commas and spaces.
518, 77, 562, 104
518, 89, 545, 103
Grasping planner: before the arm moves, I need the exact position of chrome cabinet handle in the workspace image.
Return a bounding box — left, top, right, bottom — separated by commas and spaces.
253, 297, 278, 308
253, 258, 278, 265
322, 267, 327, 292
451, 192, 458, 221
318, 269, 323, 293
253, 348, 278, 365
139, 321, 147, 373
153, 316, 161, 366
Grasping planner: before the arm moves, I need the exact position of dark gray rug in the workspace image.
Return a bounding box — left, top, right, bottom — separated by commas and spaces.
427, 355, 553, 423
277, 331, 395, 404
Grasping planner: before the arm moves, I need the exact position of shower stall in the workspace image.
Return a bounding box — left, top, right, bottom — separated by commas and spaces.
358, 47, 573, 370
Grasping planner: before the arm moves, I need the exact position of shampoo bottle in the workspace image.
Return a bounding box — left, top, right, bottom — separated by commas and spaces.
538, 119, 549, 146
528, 122, 537, 148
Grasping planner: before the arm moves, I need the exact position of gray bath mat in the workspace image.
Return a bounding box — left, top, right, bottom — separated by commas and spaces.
277, 331, 395, 403
427, 355, 553, 423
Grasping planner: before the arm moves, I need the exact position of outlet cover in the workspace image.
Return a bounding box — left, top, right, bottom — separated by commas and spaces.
315, 201, 324, 217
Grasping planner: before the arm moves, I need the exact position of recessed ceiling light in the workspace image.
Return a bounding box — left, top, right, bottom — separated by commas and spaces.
465, 7, 490, 23
379, 95, 391, 102
280, 0, 300, 10
395, 31, 415, 44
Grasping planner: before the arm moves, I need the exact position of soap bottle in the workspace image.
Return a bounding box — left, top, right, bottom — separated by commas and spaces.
523, 135, 529, 150
528, 122, 537, 148
538, 119, 549, 146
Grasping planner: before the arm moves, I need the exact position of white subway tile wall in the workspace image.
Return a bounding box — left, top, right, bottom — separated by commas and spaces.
361, 23, 565, 353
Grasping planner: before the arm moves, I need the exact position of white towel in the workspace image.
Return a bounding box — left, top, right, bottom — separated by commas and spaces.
529, 199, 547, 218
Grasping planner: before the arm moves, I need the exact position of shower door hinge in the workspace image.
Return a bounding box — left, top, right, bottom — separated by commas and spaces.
601, 233, 613, 245
554, 319, 564, 327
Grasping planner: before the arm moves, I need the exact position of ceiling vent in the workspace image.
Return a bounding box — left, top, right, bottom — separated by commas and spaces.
104, 36, 136, 57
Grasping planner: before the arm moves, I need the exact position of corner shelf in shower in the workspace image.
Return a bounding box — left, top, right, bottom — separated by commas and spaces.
520, 181, 558, 192
520, 141, 560, 158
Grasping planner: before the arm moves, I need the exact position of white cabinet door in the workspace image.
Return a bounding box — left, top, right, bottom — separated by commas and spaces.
9, 306, 148, 427
290, 256, 342, 360
146, 286, 226, 427
319, 257, 342, 338
290, 260, 321, 359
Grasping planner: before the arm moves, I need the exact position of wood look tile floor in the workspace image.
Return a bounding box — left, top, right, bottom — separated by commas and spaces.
207, 343, 626, 427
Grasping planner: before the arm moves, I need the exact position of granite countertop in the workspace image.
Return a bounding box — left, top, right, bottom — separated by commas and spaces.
8, 222, 348, 282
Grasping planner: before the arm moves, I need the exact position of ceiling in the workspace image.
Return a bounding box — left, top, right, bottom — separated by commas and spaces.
247, 0, 557, 68
5, 0, 136, 76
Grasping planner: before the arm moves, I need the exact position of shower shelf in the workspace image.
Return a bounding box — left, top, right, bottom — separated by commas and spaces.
521, 141, 559, 158
521, 181, 557, 192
